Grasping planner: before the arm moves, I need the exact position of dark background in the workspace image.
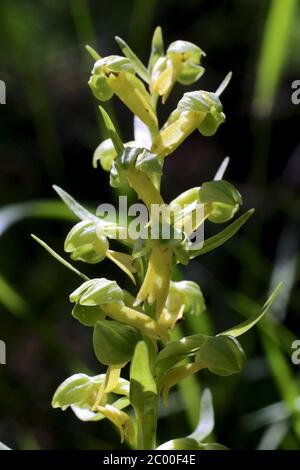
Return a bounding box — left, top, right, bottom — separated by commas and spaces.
0, 0, 300, 450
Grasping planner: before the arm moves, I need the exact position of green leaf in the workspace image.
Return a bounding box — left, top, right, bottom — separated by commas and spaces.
221, 282, 283, 338
130, 341, 158, 450
72, 304, 105, 327
53, 185, 97, 222
99, 106, 124, 154
188, 389, 214, 441
93, 320, 141, 367
115, 36, 150, 84
148, 26, 164, 73
31, 235, 89, 281
189, 209, 255, 258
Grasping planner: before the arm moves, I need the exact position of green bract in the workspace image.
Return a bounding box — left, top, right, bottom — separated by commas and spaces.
31, 27, 283, 451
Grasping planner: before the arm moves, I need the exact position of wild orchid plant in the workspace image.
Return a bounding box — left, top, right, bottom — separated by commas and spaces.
32, 28, 281, 450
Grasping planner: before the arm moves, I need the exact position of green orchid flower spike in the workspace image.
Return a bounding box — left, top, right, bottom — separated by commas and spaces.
32, 27, 283, 450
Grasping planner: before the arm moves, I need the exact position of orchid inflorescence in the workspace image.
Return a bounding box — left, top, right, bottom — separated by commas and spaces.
32, 28, 281, 450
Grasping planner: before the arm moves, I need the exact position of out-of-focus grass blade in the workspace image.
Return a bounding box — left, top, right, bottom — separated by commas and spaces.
231, 291, 300, 439
253, 0, 297, 117
188, 389, 214, 442
190, 209, 255, 258
259, 320, 300, 439
257, 422, 289, 450
0, 200, 76, 237
0, 441, 11, 450
268, 223, 299, 321
129, 0, 158, 55
0, 274, 29, 317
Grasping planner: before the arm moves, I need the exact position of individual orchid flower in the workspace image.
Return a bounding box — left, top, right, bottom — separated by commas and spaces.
152, 40, 205, 103
89, 55, 158, 131
52, 372, 133, 443
64, 219, 137, 283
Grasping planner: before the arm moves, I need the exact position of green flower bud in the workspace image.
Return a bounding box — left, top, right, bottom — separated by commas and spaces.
198, 180, 242, 223
195, 335, 246, 376
156, 333, 245, 377
64, 220, 109, 264
110, 146, 163, 188
157, 437, 201, 450
70, 278, 124, 306
93, 319, 141, 367
93, 139, 150, 172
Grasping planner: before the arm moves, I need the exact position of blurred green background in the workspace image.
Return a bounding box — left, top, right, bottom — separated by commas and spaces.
0, 0, 300, 450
